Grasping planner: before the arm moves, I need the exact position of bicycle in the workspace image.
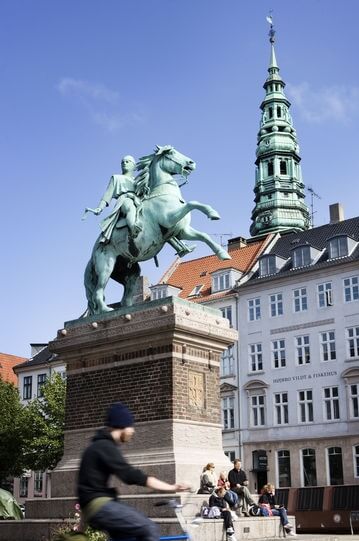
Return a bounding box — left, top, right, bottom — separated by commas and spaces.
108, 498, 235, 541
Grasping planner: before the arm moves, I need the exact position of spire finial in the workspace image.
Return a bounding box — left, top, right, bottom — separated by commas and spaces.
266, 11, 275, 44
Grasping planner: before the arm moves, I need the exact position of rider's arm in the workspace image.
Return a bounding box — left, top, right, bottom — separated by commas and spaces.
94, 176, 117, 214
146, 476, 189, 492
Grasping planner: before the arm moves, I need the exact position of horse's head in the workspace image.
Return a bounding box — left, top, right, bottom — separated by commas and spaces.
135, 145, 196, 197
154, 145, 196, 178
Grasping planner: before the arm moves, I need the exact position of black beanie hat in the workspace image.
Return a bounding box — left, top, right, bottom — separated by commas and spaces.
105, 402, 134, 428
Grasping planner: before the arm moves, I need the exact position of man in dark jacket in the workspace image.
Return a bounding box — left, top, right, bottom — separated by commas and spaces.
227, 459, 256, 516
77, 402, 189, 541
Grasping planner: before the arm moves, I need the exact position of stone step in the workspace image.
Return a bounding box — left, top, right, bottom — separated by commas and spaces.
0, 516, 298, 541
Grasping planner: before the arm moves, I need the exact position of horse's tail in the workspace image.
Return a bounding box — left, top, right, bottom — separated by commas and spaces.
84, 259, 98, 315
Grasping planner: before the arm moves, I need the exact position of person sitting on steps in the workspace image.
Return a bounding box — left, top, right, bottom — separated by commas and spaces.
209, 487, 237, 541
227, 459, 256, 517
258, 483, 296, 536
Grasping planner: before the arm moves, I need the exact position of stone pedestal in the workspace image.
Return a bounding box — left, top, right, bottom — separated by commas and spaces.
49, 297, 237, 497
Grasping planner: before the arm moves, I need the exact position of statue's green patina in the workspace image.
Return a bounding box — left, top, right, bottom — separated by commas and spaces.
83, 145, 230, 315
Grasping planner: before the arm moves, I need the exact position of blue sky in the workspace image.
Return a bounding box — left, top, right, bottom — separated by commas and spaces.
1, 0, 358, 357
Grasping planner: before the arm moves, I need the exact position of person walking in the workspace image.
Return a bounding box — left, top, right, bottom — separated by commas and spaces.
77, 402, 189, 541
228, 459, 256, 516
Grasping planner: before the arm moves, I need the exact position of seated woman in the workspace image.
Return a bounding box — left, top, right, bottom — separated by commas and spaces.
209, 487, 236, 539
198, 463, 217, 494
258, 484, 296, 536
217, 471, 240, 509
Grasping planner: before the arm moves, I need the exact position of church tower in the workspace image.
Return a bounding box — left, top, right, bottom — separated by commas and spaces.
250, 20, 310, 237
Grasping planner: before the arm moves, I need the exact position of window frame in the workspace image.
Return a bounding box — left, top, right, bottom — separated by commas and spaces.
323, 386, 340, 421
298, 389, 314, 423
328, 236, 349, 259
293, 287, 308, 312
250, 394, 266, 427
248, 343, 263, 373
295, 335, 310, 365
248, 297, 261, 322
222, 396, 235, 430
320, 330, 336, 362
269, 292, 284, 318
301, 448, 317, 487
292, 246, 311, 268
274, 392, 289, 425
277, 449, 292, 488
23, 375, 33, 400
344, 276, 359, 303
353, 445, 359, 478
220, 346, 235, 377
317, 282, 333, 308
349, 384, 359, 419
271, 339, 286, 369
212, 272, 230, 293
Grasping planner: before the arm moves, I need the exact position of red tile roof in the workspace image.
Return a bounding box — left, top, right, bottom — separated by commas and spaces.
162, 237, 270, 302
0, 353, 27, 385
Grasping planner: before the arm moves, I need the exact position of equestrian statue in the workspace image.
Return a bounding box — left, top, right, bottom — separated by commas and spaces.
83, 145, 231, 315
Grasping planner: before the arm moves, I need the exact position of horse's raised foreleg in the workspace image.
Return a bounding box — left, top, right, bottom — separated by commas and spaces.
177, 225, 231, 260
160, 201, 220, 229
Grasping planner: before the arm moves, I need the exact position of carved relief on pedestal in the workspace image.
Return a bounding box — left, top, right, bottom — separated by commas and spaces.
188, 371, 205, 408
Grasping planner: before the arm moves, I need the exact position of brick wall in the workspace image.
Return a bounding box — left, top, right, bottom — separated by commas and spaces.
65, 347, 221, 431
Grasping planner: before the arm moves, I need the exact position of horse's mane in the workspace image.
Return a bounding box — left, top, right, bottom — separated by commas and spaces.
134, 152, 154, 198
134, 145, 173, 198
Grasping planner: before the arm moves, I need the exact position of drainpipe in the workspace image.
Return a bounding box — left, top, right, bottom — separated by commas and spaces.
235, 293, 244, 460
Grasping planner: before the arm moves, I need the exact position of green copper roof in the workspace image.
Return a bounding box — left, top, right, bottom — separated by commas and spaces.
250, 25, 310, 237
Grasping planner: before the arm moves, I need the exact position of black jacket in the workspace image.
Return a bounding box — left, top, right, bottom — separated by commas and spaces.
77, 428, 148, 508
228, 468, 248, 489
258, 492, 276, 508
209, 494, 228, 510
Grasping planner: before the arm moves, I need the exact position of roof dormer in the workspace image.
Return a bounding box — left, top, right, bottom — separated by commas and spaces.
327, 235, 357, 260
150, 284, 181, 301
258, 254, 287, 277
291, 244, 321, 269
211, 268, 242, 293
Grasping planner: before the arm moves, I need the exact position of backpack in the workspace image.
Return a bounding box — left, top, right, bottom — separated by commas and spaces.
208, 506, 222, 519
249, 504, 261, 516
201, 505, 210, 518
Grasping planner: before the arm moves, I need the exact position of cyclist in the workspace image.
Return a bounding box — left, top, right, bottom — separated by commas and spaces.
77, 402, 190, 541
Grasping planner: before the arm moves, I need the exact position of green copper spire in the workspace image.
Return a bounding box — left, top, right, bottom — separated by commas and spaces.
250, 18, 310, 237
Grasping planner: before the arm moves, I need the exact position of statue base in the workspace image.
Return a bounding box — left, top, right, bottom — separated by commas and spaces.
49, 297, 238, 496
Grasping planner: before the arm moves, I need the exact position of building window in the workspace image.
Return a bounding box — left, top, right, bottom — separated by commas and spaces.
350, 384, 359, 419
268, 107, 273, 119
213, 272, 230, 292
329, 236, 348, 259
354, 445, 359, 478
189, 284, 203, 297
293, 287, 308, 312
225, 450, 236, 463
344, 276, 359, 303
320, 331, 336, 361
23, 376, 32, 400
270, 293, 283, 317
19, 476, 29, 498
280, 160, 287, 175
277, 106, 282, 118
295, 335, 310, 365
37, 373, 47, 397
271, 339, 286, 368
249, 343, 263, 372
302, 448, 317, 486
221, 346, 234, 377
151, 287, 167, 300
220, 306, 233, 326
251, 395, 266, 426
222, 397, 235, 429
267, 160, 274, 176
259, 255, 276, 276
317, 282, 333, 308
277, 450, 291, 487
293, 246, 311, 268
298, 390, 313, 423
274, 392, 289, 425
248, 298, 261, 321
34, 471, 43, 496
324, 386, 340, 420
347, 327, 359, 358
327, 447, 344, 485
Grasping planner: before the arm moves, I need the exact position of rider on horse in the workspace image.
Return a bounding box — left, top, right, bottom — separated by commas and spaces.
88, 153, 193, 257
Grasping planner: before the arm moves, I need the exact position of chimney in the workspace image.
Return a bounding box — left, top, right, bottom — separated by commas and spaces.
329, 203, 344, 224
228, 236, 247, 251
